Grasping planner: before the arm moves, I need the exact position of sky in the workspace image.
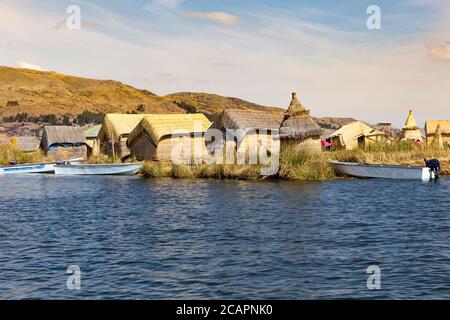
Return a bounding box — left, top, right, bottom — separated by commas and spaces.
0, 0, 449, 127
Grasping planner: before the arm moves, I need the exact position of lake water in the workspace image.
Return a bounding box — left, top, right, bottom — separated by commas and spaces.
0, 175, 450, 299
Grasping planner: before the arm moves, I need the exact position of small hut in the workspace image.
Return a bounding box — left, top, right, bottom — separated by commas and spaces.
40, 126, 87, 161
279, 92, 322, 151
425, 120, 450, 147
127, 114, 212, 162
327, 121, 386, 150
213, 109, 283, 160
83, 125, 102, 158
401, 110, 422, 141
14, 136, 40, 153
98, 114, 148, 159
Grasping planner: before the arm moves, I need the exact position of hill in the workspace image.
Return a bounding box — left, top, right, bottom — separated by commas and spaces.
0, 66, 378, 139
166, 92, 283, 122
0, 66, 184, 117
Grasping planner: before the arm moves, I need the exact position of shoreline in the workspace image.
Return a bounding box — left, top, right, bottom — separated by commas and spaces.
2, 142, 450, 181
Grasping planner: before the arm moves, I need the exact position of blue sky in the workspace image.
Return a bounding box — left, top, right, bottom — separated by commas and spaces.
0, 0, 449, 126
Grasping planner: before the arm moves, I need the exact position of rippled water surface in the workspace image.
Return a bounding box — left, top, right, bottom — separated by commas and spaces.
1, 175, 450, 299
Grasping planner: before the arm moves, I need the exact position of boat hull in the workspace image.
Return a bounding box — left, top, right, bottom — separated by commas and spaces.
0, 163, 55, 174
54, 163, 142, 175
330, 161, 435, 181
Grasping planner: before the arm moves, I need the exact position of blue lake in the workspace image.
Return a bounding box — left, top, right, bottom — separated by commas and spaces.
0, 175, 450, 299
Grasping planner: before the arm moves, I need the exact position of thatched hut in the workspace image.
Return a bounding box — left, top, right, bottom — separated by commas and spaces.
279, 92, 322, 151
213, 109, 283, 160
40, 126, 87, 161
98, 114, 148, 159
425, 120, 450, 147
401, 110, 422, 141
14, 136, 40, 153
127, 114, 211, 162
327, 121, 386, 150
83, 125, 102, 158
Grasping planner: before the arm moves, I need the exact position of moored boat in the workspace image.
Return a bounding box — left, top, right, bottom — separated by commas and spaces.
330, 160, 436, 181
54, 163, 142, 175
0, 163, 56, 174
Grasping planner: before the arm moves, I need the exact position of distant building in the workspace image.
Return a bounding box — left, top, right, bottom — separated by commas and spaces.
279, 92, 322, 151
83, 125, 102, 158
327, 121, 386, 150
98, 114, 148, 160
40, 126, 87, 161
127, 114, 211, 162
401, 110, 422, 141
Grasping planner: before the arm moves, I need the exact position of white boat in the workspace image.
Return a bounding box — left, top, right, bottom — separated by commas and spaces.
330, 160, 436, 181
0, 163, 55, 174
54, 163, 142, 175
0, 157, 85, 175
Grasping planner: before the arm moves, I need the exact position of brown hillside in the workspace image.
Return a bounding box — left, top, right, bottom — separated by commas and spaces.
0, 66, 184, 116
0, 66, 377, 138
167, 92, 283, 121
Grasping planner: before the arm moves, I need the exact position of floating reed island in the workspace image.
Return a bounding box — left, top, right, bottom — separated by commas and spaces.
1, 93, 450, 180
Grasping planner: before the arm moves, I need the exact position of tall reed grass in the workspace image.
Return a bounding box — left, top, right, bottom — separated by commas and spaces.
0, 141, 47, 165
139, 141, 450, 180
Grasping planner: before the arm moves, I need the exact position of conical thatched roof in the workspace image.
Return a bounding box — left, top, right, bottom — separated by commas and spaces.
432, 124, 444, 148
401, 110, 422, 141
287, 92, 308, 115
280, 92, 322, 139
403, 110, 419, 130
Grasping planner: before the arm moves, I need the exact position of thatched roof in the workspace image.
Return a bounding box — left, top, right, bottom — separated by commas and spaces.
41, 126, 86, 149
83, 125, 102, 139
213, 109, 283, 132
401, 110, 422, 141
403, 110, 419, 130
431, 124, 444, 148
128, 113, 211, 146
14, 136, 40, 152
286, 92, 307, 115
98, 114, 148, 142
327, 121, 385, 146
279, 92, 321, 139
425, 120, 450, 136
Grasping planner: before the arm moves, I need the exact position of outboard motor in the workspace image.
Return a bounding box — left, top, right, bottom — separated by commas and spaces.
424, 158, 441, 178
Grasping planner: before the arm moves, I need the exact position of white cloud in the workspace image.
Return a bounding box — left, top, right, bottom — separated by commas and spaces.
16, 61, 44, 71
182, 11, 239, 25
144, 0, 184, 13
427, 40, 450, 61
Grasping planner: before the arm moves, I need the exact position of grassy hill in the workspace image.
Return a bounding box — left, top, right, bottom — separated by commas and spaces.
166, 92, 283, 122
0, 66, 284, 121
0, 66, 184, 117
0, 66, 371, 139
